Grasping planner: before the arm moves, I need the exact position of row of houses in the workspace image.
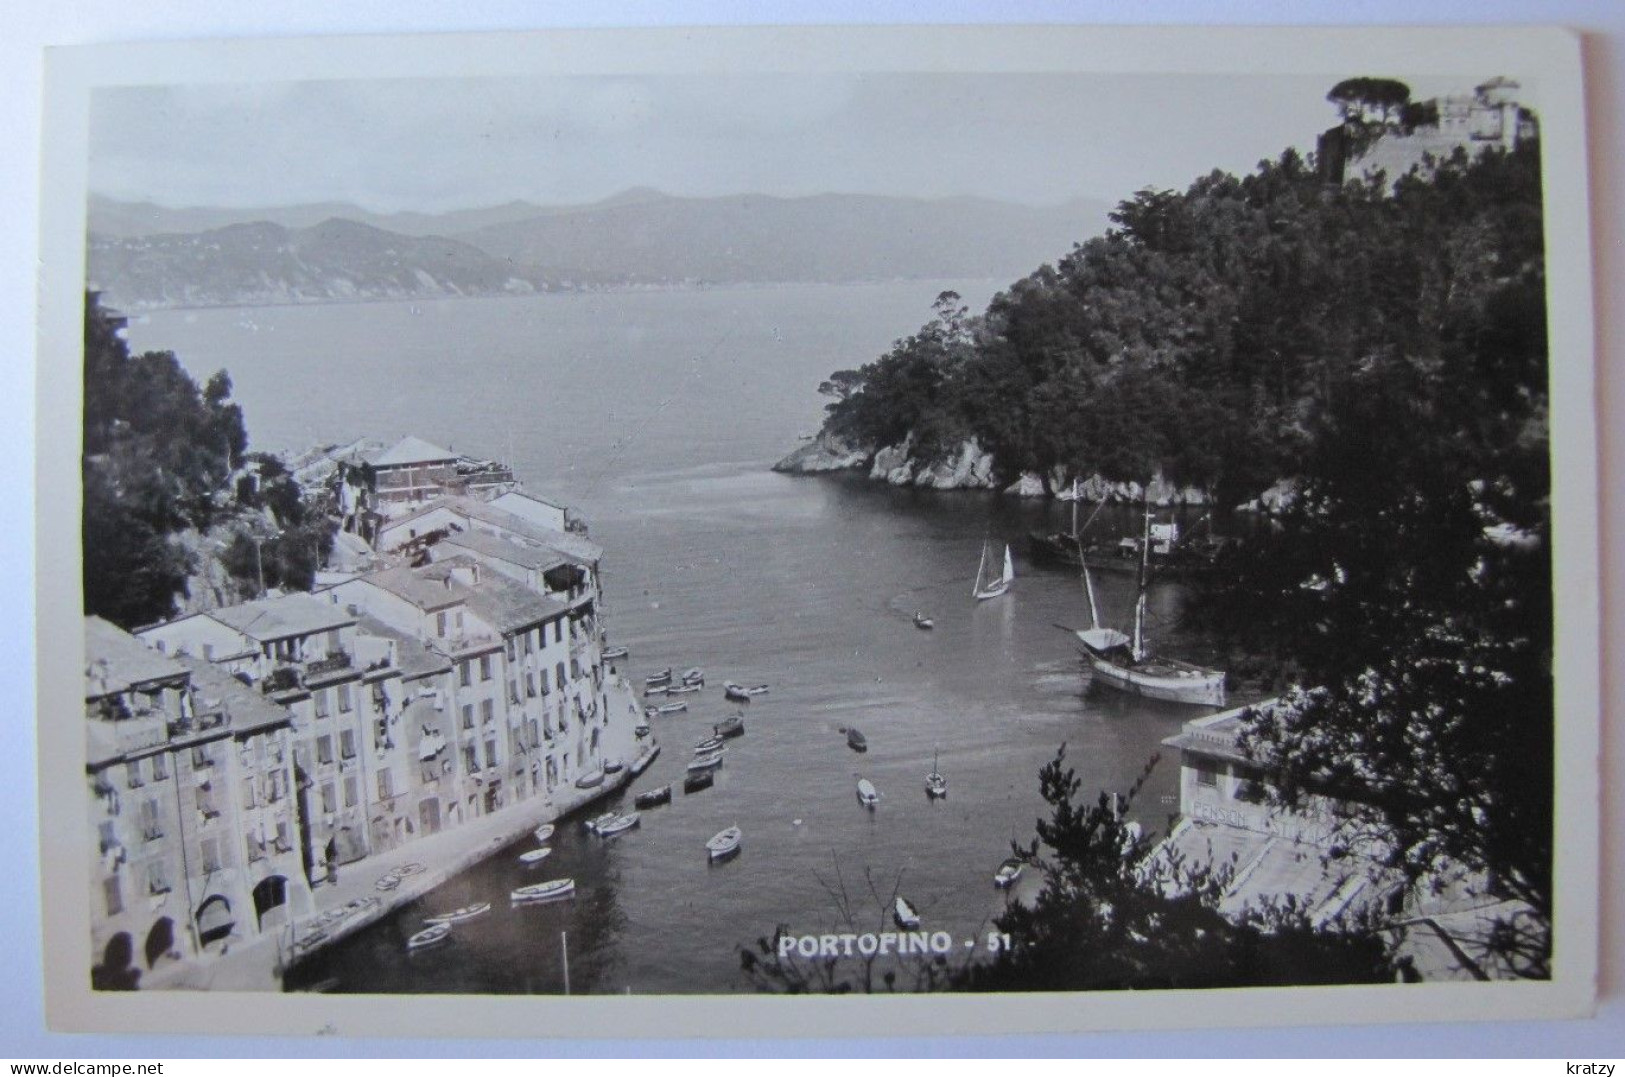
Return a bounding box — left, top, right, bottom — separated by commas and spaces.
85, 451, 640, 988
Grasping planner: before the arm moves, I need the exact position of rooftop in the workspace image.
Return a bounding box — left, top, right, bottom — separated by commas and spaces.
85, 616, 189, 699
442, 495, 601, 564
438, 528, 573, 573
359, 560, 473, 613
461, 571, 569, 634
369, 435, 458, 468
354, 613, 452, 679
208, 592, 357, 643
175, 656, 292, 736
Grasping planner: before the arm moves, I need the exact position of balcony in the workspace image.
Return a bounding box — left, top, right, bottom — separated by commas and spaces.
306, 649, 353, 679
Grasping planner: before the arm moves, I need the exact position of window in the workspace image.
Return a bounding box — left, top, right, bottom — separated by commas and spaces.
241, 778, 256, 811
340, 729, 356, 760
314, 689, 330, 719
528, 719, 539, 747
555, 662, 566, 690
484, 738, 497, 770
479, 655, 493, 682
150, 755, 168, 782
274, 820, 292, 852
267, 771, 286, 803
524, 631, 534, 655
316, 735, 333, 765
436, 611, 448, 637
506, 639, 516, 662
481, 699, 494, 725
141, 799, 163, 842
461, 704, 474, 731
201, 837, 222, 873
526, 673, 537, 698
192, 745, 211, 770
125, 762, 143, 789
553, 620, 563, 645
103, 875, 123, 917
344, 774, 359, 808
147, 860, 170, 895
459, 662, 472, 688
196, 786, 219, 820
327, 629, 340, 653
320, 782, 336, 813
1196, 762, 1219, 788
570, 658, 581, 680
337, 683, 352, 713
377, 768, 393, 800
465, 745, 479, 774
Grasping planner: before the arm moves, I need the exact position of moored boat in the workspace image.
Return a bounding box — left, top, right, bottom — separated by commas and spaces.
644, 684, 671, 697
666, 683, 702, 695
893, 895, 921, 929
706, 825, 742, 859
533, 824, 555, 843
714, 713, 745, 739
511, 878, 576, 903
994, 857, 1025, 888
602, 645, 630, 661
692, 735, 725, 754
424, 902, 490, 926
687, 750, 725, 773
406, 923, 452, 951
629, 743, 661, 776
972, 540, 1015, 601
575, 768, 606, 790
634, 785, 672, 809
683, 771, 714, 794
583, 810, 620, 833
596, 812, 641, 837
846, 727, 867, 752
856, 778, 880, 807
682, 667, 705, 685
656, 701, 688, 715
605, 761, 625, 775
518, 847, 553, 865
723, 682, 769, 702
925, 748, 947, 799
645, 668, 673, 686
913, 611, 934, 630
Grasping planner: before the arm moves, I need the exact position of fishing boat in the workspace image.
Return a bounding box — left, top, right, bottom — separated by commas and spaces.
666, 683, 702, 695
972, 540, 1015, 600
575, 768, 606, 790
424, 902, 490, 926
682, 667, 705, 685
893, 896, 921, 930
511, 878, 575, 903
1030, 480, 1229, 578
605, 761, 625, 775
656, 701, 688, 716
723, 682, 769, 702
602, 645, 629, 661
692, 735, 725, 754
706, 826, 743, 859
925, 749, 947, 799
994, 858, 1025, 888
856, 778, 880, 807
533, 823, 555, 843
644, 684, 671, 698
518, 847, 553, 865
913, 612, 934, 630
846, 727, 867, 752
714, 714, 745, 739
634, 785, 672, 809
583, 810, 620, 833
406, 923, 452, 951
597, 811, 641, 837
683, 770, 715, 794
629, 743, 661, 776
687, 751, 725, 773
644, 668, 673, 686
1072, 496, 1226, 707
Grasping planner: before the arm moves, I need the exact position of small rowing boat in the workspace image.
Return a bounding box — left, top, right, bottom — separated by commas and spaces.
596, 812, 641, 837
723, 682, 769, 702
706, 826, 742, 859
682, 667, 705, 685
687, 751, 725, 773
519, 847, 553, 865
894, 895, 921, 930
630, 743, 661, 776
406, 923, 452, 951
602, 645, 629, 661
994, 857, 1025, 888
424, 902, 490, 926
511, 878, 576, 904
692, 735, 725, 754
913, 612, 935, 630
533, 824, 555, 843
656, 701, 688, 715
575, 768, 606, 790
584, 810, 620, 833
857, 778, 880, 807
644, 668, 673, 686
683, 770, 714, 794
634, 785, 672, 809
714, 714, 745, 739
666, 683, 702, 695
846, 727, 867, 752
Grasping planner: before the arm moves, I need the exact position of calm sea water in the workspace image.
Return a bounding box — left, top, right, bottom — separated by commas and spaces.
126, 282, 1231, 995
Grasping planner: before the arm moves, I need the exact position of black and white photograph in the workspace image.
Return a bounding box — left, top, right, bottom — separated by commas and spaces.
34, 24, 1600, 1038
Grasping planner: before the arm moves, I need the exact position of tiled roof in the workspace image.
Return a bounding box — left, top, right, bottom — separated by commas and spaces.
359, 560, 471, 613
369, 435, 457, 467
85, 616, 188, 698
442, 495, 602, 564
207, 592, 356, 642
175, 656, 292, 735
354, 613, 452, 679
439, 528, 571, 572
461, 571, 568, 634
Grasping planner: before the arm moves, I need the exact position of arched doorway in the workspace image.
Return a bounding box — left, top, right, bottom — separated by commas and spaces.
195, 894, 234, 948
252, 876, 289, 931
91, 932, 140, 991
144, 917, 175, 969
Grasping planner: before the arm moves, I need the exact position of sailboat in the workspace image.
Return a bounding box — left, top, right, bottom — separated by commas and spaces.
925, 748, 947, 799
972, 540, 1015, 600
1073, 495, 1226, 706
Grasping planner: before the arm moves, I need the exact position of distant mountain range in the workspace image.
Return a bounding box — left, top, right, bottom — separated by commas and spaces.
86, 190, 1111, 310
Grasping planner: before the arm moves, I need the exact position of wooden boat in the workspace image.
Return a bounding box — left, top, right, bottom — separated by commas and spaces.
682, 667, 705, 684
666, 683, 702, 695
584, 810, 620, 833
533, 824, 555, 843
635, 721, 651, 738
634, 785, 672, 809
1073, 497, 1226, 707
683, 771, 714, 794
644, 668, 673, 686
605, 762, 625, 776
714, 714, 745, 739
893, 895, 921, 930
602, 645, 630, 661
913, 612, 934, 630
925, 749, 947, 799
519, 847, 553, 865
511, 878, 576, 903
846, 727, 867, 752
1030, 481, 1230, 578
973, 540, 1015, 600
629, 743, 661, 776
687, 751, 725, 773
723, 682, 769, 702
856, 778, 880, 807
656, 701, 688, 716
575, 768, 606, 790
644, 684, 671, 697
994, 857, 1025, 888
596, 812, 641, 837
406, 923, 452, 951
374, 874, 401, 892
692, 735, 725, 754
706, 826, 742, 859
424, 902, 490, 926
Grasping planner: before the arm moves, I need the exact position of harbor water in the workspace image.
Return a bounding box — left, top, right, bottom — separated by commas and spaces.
126, 281, 1233, 994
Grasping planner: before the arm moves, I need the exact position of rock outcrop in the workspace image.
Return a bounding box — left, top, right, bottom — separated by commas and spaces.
771, 434, 870, 474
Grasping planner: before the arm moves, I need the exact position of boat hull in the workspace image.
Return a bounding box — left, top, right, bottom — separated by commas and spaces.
1084, 653, 1226, 706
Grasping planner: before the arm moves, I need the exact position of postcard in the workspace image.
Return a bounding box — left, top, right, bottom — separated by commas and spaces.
37, 24, 1599, 1037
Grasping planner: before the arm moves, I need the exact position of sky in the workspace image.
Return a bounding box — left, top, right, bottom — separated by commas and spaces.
87, 71, 1496, 213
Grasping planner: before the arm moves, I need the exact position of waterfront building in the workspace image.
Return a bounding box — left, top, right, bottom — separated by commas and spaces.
334, 435, 519, 541
85, 617, 310, 990
1154, 699, 1537, 980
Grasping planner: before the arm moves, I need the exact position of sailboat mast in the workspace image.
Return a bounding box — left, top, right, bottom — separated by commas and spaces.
973, 541, 988, 597
1132, 490, 1152, 661
1082, 560, 1102, 629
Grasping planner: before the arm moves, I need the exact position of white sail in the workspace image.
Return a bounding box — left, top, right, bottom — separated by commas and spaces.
1001, 545, 1015, 587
